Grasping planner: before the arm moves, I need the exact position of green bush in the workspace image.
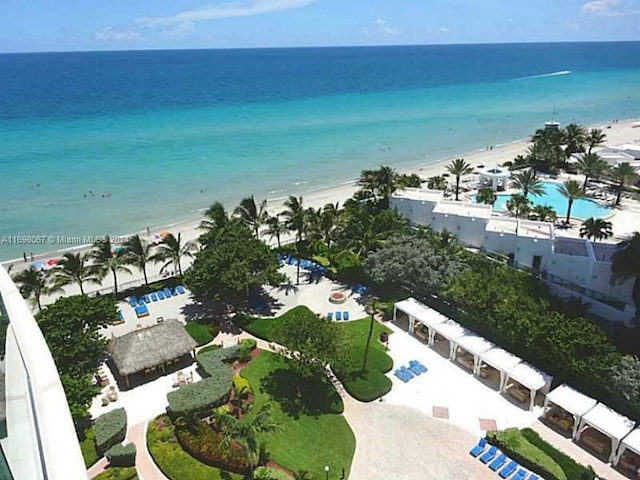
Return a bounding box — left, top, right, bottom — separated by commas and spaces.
185, 322, 214, 346
78, 425, 99, 468
197, 349, 237, 378
175, 421, 250, 474
254, 466, 291, 480
95, 408, 127, 454
240, 338, 257, 350
167, 377, 232, 415
233, 375, 252, 394
105, 443, 137, 467
93, 467, 138, 480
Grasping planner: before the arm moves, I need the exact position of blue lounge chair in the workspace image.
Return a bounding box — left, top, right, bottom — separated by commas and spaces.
394, 369, 411, 383
512, 469, 527, 480
499, 460, 518, 478
157, 290, 165, 300
479, 446, 498, 464
528, 475, 539, 480
163, 287, 172, 298
469, 438, 487, 457
171, 287, 178, 296
489, 453, 508, 471
176, 285, 186, 294
327, 312, 333, 320
409, 360, 428, 373
134, 305, 149, 318
335, 311, 342, 321
116, 310, 124, 321
343, 311, 349, 321
137, 297, 145, 307
128, 297, 137, 307
407, 362, 423, 376
143, 294, 151, 304
399, 366, 414, 379
150, 292, 158, 302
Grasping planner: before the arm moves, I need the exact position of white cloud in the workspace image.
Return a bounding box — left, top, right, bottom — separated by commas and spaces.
95, 27, 140, 41
375, 18, 399, 35
439, 26, 449, 33
581, 0, 640, 15
138, 0, 316, 27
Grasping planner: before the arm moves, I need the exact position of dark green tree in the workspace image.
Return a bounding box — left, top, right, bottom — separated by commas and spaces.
586, 128, 606, 154
611, 232, 640, 315
122, 234, 153, 286
557, 180, 584, 222
511, 169, 544, 198
149, 232, 195, 276
234, 195, 269, 238
476, 187, 497, 206
576, 152, 608, 192
579, 218, 613, 241
609, 162, 639, 205
52, 252, 101, 295
12, 267, 59, 310
562, 122, 587, 158
89, 236, 132, 296
446, 158, 473, 201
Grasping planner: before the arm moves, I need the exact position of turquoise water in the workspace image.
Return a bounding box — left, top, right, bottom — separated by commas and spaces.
1, 44, 640, 260
489, 182, 613, 219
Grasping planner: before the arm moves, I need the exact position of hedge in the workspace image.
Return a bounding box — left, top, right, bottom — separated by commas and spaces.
197, 350, 237, 379
240, 338, 257, 351
175, 421, 250, 474
105, 443, 137, 467
185, 322, 214, 346
95, 408, 127, 454
167, 377, 232, 415
487, 428, 595, 480
232, 375, 252, 394
93, 467, 138, 480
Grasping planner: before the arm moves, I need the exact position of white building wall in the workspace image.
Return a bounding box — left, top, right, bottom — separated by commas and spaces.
431, 213, 489, 247
589, 262, 635, 300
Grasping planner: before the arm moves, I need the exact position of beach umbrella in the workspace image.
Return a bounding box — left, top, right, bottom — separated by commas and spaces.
46, 258, 58, 267
31, 261, 46, 271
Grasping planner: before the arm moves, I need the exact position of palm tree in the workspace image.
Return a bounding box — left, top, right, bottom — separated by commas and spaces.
357, 166, 396, 207
531, 205, 557, 222
343, 208, 391, 257
505, 194, 531, 218
557, 180, 584, 223
122, 234, 153, 286
320, 202, 340, 263
150, 232, 195, 276
510, 154, 530, 171
217, 404, 281, 480
609, 163, 639, 205
234, 195, 268, 238
586, 128, 606, 154
476, 187, 497, 206
427, 175, 447, 190
281, 196, 306, 285
89, 236, 132, 296
576, 152, 608, 192
198, 201, 230, 233
362, 297, 378, 372
52, 252, 100, 296
611, 232, 640, 314
530, 128, 564, 170
511, 169, 544, 198
563, 122, 587, 158
446, 158, 473, 201
264, 215, 286, 248
12, 267, 57, 310
579, 217, 613, 241
293, 470, 315, 480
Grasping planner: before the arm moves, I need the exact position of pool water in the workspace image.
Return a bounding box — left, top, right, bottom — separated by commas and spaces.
476, 182, 612, 220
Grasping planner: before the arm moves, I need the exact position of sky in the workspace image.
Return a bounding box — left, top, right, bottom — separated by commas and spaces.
1, 0, 640, 53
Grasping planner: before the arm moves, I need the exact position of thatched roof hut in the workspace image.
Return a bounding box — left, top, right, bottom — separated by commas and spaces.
109, 319, 197, 381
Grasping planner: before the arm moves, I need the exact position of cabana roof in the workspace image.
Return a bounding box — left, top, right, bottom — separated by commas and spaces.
546, 384, 597, 417
621, 429, 640, 457
432, 319, 468, 342
582, 403, 635, 441
395, 298, 446, 327
109, 319, 197, 376
506, 362, 552, 392
456, 333, 494, 356
480, 347, 521, 372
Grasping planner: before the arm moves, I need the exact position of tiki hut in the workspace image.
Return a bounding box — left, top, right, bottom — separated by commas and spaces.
108, 319, 197, 387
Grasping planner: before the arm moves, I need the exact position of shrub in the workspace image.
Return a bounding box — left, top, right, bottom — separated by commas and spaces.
254, 466, 291, 480
175, 420, 250, 474
232, 375, 252, 394
78, 425, 99, 468
197, 350, 237, 378
95, 408, 127, 454
105, 443, 137, 467
240, 338, 257, 351
167, 377, 232, 415
185, 322, 214, 346
93, 467, 138, 480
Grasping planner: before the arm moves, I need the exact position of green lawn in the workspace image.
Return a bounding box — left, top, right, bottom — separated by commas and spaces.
241, 351, 356, 478
146, 415, 242, 480
236, 306, 312, 341
93, 467, 138, 480
185, 322, 214, 346
78, 425, 100, 468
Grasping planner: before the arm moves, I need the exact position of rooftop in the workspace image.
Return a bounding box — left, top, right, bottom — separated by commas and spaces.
546, 384, 597, 417
432, 201, 493, 219
553, 238, 589, 257
582, 403, 635, 441
392, 188, 443, 203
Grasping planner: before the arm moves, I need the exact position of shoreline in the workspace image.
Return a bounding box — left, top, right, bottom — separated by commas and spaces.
4, 116, 640, 269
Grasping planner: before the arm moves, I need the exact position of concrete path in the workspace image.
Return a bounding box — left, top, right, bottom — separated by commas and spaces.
129, 422, 169, 480
87, 457, 108, 479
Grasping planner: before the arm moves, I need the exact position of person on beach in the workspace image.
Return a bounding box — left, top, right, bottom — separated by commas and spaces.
23, 252, 27, 262
29, 252, 34, 261
146, 227, 151, 236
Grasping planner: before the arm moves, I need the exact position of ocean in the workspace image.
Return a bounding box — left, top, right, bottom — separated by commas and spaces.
1, 42, 640, 260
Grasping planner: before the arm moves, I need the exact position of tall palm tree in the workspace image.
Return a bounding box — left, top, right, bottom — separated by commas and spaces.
12, 267, 58, 310
357, 166, 396, 207
198, 201, 230, 233
563, 123, 587, 158
362, 297, 378, 372
52, 252, 100, 296
531, 128, 564, 171
234, 195, 268, 238
150, 232, 195, 276
446, 158, 473, 201
531, 205, 557, 223
122, 234, 153, 286
505, 194, 531, 219
476, 187, 497, 206
510, 154, 530, 171
609, 162, 640, 205
217, 404, 281, 480
320, 202, 341, 262
611, 232, 640, 314
576, 152, 608, 192
264, 214, 286, 248
511, 169, 544, 198
427, 175, 447, 190
557, 180, 584, 223
89, 236, 132, 296
281, 196, 306, 285
579, 217, 613, 241
586, 128, 606, 154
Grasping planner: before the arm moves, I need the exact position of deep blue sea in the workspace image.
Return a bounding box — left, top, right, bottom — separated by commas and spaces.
1, 43, 640, 260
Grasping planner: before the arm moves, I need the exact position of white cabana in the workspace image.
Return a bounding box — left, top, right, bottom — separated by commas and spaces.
393, 298, 446, 342
477, 347, 522, 391
615, 429, 640, 470
577, 403, 635, 463
504, 362, 553, 411
543, 384, 597, 438
453, 333, 494, 374
478, 166, 511, 191
430, 319, 468, 358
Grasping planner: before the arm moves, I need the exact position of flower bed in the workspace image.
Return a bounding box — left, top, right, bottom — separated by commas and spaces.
328, 292, 346, 304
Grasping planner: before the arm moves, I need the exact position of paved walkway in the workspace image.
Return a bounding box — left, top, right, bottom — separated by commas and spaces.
87, 458, 108, 478
129, 422, 169, 480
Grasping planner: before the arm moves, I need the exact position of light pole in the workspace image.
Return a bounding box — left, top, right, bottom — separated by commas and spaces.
324, 465, 330, 480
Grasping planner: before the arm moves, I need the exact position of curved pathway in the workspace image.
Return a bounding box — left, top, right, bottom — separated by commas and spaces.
129, 422, 169, 480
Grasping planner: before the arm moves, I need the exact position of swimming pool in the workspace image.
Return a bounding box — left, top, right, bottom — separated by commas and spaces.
475, 182, 612, 220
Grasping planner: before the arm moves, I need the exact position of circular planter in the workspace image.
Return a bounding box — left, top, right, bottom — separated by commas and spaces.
380, 332, 389, 343
328, 292, 347, 304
